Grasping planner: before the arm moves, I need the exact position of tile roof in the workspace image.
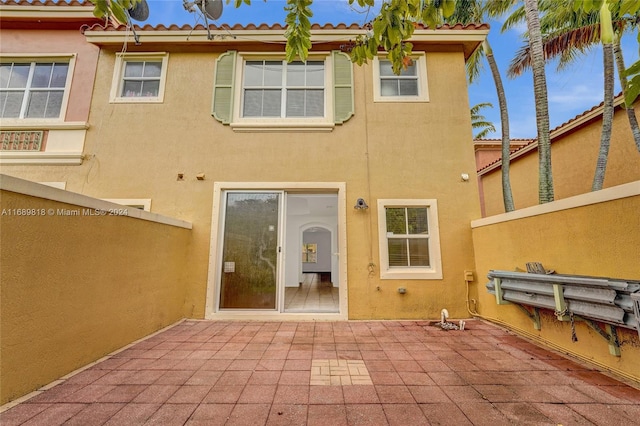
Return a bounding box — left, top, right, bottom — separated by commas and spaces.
1, 0, 92, 6
476, 94, 627, 174
81, 21, 489, 33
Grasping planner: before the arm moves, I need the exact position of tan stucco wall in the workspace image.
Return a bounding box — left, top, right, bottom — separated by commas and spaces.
0, 29, 100, 122
2, 43, 480, 321
481, 106, 640, 217
0, 189, 191, 404
471, 188, 640, 382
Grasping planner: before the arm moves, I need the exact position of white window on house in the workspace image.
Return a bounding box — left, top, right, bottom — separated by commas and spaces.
373, 55, 429, 102
212, 51, 354, 131
110, 53, 168, 103
0, 61, 70, 119
242, 60, 325, 118
377, 199, 442, 279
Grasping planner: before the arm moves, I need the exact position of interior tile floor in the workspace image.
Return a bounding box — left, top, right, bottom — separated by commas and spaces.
284, 273, 339, 313
2, 319, 639, 426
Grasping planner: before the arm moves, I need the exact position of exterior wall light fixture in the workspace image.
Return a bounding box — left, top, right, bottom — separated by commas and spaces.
354, 198, 369, 210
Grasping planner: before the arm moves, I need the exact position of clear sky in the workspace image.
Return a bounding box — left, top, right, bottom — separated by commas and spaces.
138, 0, 639, 139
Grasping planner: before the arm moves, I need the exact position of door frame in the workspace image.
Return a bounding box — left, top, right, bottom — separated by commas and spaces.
205, 182, 348, 320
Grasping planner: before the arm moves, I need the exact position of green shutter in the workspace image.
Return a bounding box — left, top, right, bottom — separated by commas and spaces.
212, 51, 237, 124
332, 50, 354, 124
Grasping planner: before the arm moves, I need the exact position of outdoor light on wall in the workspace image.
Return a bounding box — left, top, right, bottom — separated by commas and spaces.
354, 198, 369, 210
461, 173, 470, 182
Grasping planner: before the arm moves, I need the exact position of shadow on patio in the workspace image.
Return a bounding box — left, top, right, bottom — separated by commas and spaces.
2, 319, 639, 425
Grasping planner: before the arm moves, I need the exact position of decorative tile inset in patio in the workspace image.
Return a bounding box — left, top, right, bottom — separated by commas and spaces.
310, 359, 373, 385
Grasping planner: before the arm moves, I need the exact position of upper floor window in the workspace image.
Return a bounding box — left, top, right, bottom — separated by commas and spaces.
0, 61, 69, 119
212, 51, 354, 131
377, 199, 442, 280
242, 60, 324, 118
373, 55, 429, 102
110, 53, 168, 103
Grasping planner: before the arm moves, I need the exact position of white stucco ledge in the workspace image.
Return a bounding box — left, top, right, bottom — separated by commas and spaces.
0, 174, 192, 230
471, 180, 640, 228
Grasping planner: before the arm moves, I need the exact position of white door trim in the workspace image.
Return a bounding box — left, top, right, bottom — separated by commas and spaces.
205, 182, 348, 320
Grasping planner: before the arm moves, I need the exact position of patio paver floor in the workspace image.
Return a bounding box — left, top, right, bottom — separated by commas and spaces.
2, 319, 639, 425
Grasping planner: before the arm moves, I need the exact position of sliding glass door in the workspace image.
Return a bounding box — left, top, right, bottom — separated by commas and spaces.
219, 192, 280, 309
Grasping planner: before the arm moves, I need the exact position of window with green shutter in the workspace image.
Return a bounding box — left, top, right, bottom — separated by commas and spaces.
212, 50, 354, 131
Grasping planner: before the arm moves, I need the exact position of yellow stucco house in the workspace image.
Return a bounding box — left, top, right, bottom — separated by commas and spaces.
1, 1, 488, 321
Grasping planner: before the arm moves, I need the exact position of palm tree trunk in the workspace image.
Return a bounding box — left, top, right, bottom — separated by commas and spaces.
592, 41, 615, 191
524, 0, 554, 203
484, 40, 515, 212
613, 37, 640, 152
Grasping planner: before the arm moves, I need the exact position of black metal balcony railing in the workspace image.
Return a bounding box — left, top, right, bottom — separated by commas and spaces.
486, 269, 640, 356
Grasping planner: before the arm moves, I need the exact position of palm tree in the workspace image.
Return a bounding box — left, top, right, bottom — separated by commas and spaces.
487, 0, 554, 203
507, 0, 640, 155
448, 0, 515, 211
470, 103, 497, 139
593, 0, 615, 190
522, 0, 554, 203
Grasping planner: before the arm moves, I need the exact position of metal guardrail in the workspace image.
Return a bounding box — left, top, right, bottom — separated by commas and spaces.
486, 270, 640, 356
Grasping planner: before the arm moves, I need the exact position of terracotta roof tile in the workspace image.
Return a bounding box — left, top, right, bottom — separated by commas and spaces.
1, 0, 93, 6
82, 21, 489, 33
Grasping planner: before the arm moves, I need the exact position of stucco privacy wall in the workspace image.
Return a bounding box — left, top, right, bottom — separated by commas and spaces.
471, 182, 640, 382
0, 175, 192, 404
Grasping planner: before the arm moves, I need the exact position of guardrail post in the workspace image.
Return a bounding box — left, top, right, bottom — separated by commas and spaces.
494, 278, 510, 305
552, 284, 570, 321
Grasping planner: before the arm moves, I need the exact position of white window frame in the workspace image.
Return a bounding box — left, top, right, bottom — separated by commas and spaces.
373, 54, 429, 103
231, 52, 334, 131
0, 54, 75, 122
377, 199, 442, 280
110, 52, 169, 103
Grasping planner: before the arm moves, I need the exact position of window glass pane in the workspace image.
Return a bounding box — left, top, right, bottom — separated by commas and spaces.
244, 61, 264, 86
0, 64, 12, 88
121, 80, 143, 97
388, 239, 408, 267
140, 80, 159, 97
263, 61, 282, 86
143, 62, 162, 78
8, 64, 30, 88
386, 208, 407, 234
262, 89, 281, 116
286, 89, 304, 117
306, 61, 324, 86
26, 91, 48, 118
379, 61, 395, 77
44, 91, 63, 118
380, 80, 398, 96
286, 62, 306, 86
407, 207, 428, 234
124, 62, 144, 78
243, 89, 262, 116
306, 89, 324, 116
51, 63, 69, 87
32, 63, 53, 88
398, 63, 417, 76
409, 239, 430, 266
399, 80, 418, 96
244, 89, 281, 117
0, 91, 24, 117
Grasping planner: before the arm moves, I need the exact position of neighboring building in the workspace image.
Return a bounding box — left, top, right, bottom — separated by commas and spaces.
0, 0, 101, 167
473, 138, 532, 171
0, 0, 489, 320
477, 97, 640, 217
